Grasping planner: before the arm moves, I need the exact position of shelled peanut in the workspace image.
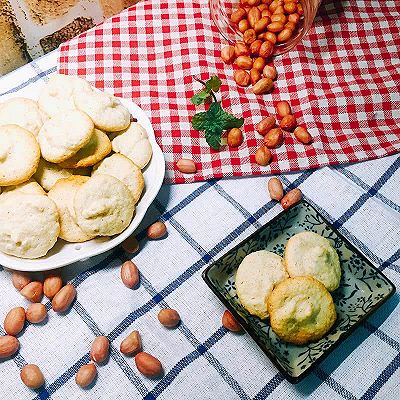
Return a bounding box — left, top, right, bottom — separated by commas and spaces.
20, 364, 45, 389
222, 0, 303, 92
255, 100, 312, 156
253, 99, 314, 167
275, 100, 312, 144
267, 176, 303, 208
222, 310, 242, 332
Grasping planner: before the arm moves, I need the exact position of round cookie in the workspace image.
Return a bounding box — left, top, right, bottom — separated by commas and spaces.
48, 176, 96, 243
111, 122, 152, 169
0, 192, 60, 258
59, 129, 111, 168
38, 110, 94, 163
38, 74, 91, 117
92, 154, 144, 204
284, 231, 341, 292
267, 276, 337, 345
73, 86, 130, 132
74, 174, 135, 236
2, 178, 45, 196
0, 125, 40, 186
0, 97, 47, 137
34, 158, 90, 192
236, 250, 288, 319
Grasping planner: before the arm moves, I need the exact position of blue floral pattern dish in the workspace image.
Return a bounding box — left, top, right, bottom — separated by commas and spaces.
202, 201, 395, 383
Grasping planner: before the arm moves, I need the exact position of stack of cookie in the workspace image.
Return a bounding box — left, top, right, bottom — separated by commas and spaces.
0, 74, 152, 259
235, 231, 341, 345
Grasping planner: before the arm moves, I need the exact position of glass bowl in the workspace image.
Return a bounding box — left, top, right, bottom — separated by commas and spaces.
209, 0, 322, 56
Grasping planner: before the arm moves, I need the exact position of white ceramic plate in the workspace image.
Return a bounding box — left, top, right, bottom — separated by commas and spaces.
0, 92, 165, 272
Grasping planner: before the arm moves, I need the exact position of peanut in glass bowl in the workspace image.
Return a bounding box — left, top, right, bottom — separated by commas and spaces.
209, 0, 322, 56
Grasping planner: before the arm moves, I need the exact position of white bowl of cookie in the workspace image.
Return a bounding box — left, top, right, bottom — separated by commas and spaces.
0, 74, 165, 272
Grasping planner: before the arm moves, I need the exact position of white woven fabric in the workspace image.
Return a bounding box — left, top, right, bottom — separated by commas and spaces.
0, 52, 399, 400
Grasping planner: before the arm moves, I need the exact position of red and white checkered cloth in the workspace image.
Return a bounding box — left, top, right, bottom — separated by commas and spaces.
58, 0, 400, 184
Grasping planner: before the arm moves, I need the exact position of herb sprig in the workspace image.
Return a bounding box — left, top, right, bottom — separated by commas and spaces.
190, 76, 244, 150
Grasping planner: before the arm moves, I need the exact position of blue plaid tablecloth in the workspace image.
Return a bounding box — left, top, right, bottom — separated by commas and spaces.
0, 52, 399, 400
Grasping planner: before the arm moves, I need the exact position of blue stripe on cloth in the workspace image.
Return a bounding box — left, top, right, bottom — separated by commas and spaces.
335, 165, 400, 214
152, 204, 210, 258
9, 353, 26, 369
281, 170, 315, 191
212, 183, 262, 229
131, 181, 218, 242
72, 301, 105, 336
145, 328, 230, 400
378, 249, 400, 272
0, 67, 57, 96
363, 321, 400, 352
253, 373, 285, 400
313, 367, 357, 400
107, 295, 166, 341
37, 388, 51, 400
158, 180, 218, 222
333, 158, 400, 229
71, 248, 123, 287
202, 350, 252, 400
32, 353, 91, 400
30, 60, 51, 82
359, 352, 400, 400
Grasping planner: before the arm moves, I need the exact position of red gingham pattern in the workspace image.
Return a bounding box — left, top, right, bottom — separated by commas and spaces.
58, 0, 400, 184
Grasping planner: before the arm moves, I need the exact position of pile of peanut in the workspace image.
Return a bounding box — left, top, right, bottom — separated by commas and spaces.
0, 220, 180, 390
0, 274, 77, 389
221, 0, 303, 92
254, 100, 312, 166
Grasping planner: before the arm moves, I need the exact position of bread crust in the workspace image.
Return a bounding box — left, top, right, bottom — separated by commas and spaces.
284, 231, 341, 291
267, 276, 337, 345
74, 174, 135, 236
0, 124, 40, 186
111, 122, 152, 169
236, 250, 288, 319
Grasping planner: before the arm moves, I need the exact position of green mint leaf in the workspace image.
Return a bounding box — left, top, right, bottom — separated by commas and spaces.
191, 110, 209, 131
205, 129, 223, 150
207, 102, 244, 131
205, 76, 222, 92
191, 90, 211, 106
191, 102, 243, 150
220, 112, 244, 130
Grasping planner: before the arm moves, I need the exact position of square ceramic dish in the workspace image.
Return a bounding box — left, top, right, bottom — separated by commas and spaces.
202, 201, 395, 383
